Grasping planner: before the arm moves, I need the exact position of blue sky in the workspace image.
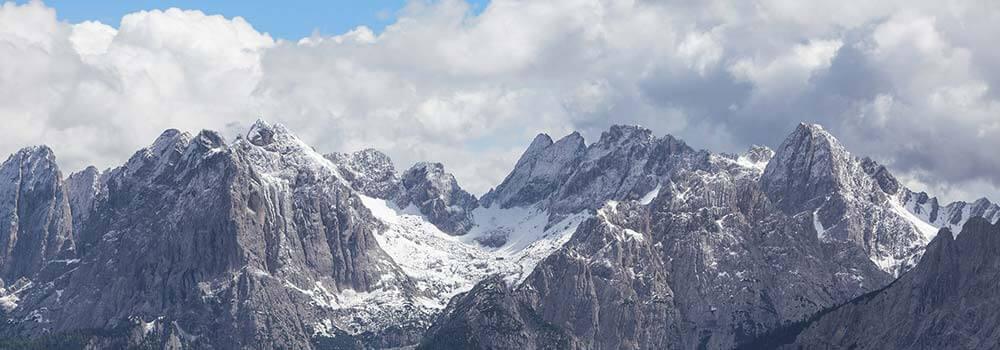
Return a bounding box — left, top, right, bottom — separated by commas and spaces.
23, 0, 489, 39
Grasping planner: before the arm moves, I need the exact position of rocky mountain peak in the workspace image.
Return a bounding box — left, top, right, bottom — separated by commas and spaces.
325, 148, 400, 199
760, 123, 950, 276
246, 118, 277, 146
596, 124, 655, 146
743, 145, 774, 164
0, 145, 73, 284
523, 133, 555, 156
398, 162, 478, 235
149, 129, 191, 155
481, 132, 586, 209
761, 123, 855, 212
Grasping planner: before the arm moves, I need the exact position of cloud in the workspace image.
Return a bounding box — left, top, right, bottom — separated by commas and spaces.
1, 0, 999, 202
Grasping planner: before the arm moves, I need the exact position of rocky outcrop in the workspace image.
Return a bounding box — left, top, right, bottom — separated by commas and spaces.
547, 125, 699, 216
761, 123, 935, 275
421, 200, 685, 350
326, 148, 401, 199
481, 132, 586, 209
65, 165, 102, 240
901, 188, 1000, 234
396, 162, 478, 236
0, 121, 997, 350
327, 149, 479, 236
418, 275, 573, 350
0, 121, 421, 349
748, 217, 1000, 349
483, 125, 703, 223
742, 145, 775, 165
419, 125, 896, 349
0, 146, 73, 284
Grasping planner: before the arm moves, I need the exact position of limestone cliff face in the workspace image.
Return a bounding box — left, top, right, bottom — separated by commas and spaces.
1, 122, 419, 349
0, 121, 996, 350
420, 124, 902, 350
0, 146, 73, 285
396, 162, 478, 236
747, 218, 1000, 349
762, 123, 938, 276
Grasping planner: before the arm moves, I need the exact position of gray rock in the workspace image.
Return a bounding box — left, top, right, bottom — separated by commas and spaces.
418, 275, 573, 350
65, 165, 103, 241
325, 148, 401, 199
396, 162, 478, 236
761, 123, 932, 276
420, 124, 896, 349
481, 132, 586, 209
1, 122, 422, 349
901, 188, 1000, 234
0, 146, 74, 284
1, 120, 997, 350
758, 217, 1000, 349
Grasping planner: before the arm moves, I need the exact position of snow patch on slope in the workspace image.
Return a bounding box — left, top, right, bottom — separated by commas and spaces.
812, 208, 828, 241
640, 184, 661, 205
359, 195, 588, 307
889, 198, 939, 242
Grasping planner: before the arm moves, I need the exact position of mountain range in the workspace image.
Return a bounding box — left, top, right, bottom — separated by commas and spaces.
0, 120, 996, 349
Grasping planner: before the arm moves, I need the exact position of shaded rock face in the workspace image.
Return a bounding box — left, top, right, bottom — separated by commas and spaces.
761, 123, 932, 275
418, 275, 573, 350
420, 127, 895, 349
0, 146, 73, 284
397, 162, 478, 235
1, 122, 418, 349
646, 171, 891, 349
421, 201, 685, 350
770, 218, 1000, 349
64, 166, 100, 237
548, 126, 700, 216
901, 188, 1000, 234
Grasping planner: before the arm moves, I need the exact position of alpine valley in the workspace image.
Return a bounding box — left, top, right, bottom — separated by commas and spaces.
0, 120, 996, 349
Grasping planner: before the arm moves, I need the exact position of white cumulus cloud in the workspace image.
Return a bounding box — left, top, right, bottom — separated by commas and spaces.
1, 0, 999, 202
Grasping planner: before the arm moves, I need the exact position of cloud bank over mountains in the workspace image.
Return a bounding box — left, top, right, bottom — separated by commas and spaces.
1, 0, 998, 200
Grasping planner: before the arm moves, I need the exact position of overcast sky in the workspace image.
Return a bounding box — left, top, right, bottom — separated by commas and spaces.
2, 0, 999, 202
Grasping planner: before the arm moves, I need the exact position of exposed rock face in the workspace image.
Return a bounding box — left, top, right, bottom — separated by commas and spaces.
0, 122, 422, 349
742, 145, 775, 165
65, 165, 102, 240
484, 125, 702, 221
481, 133, 586, 209
418, 275, 573, 350
0, 146, 73, 284
761, 123, 934, 275
326, 149, 479, 236
396, 162, 478, 236
326, 148, 401, 199
901, 188, 1000, 234
421, 201, 684, 350
0, 121, 997, 350
420, 125, 898, 350
547, 125, 698, 216
758, 217, 1000, 349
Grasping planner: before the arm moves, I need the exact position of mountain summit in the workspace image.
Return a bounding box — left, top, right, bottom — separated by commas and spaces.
0, 121, 994, 349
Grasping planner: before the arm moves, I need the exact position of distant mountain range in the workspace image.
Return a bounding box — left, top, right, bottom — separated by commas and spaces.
0, 120, 996, 349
